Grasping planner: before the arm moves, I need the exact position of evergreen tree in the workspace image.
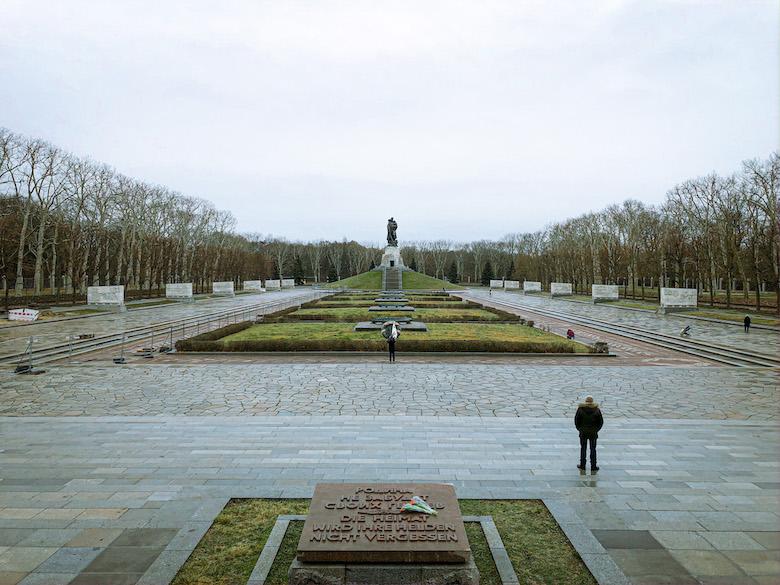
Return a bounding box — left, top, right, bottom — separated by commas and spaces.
481, 261, 494, 286
327, 265, 338, 282
293, 256, 305, 285
447, 261, 458, 284
369, 260, 375, 270
409, 257, 418, 271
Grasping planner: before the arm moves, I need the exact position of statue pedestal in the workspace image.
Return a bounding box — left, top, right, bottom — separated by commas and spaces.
379, 246, 405, 268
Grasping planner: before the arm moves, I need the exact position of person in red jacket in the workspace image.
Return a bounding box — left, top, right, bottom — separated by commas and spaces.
575, 395, 603, 471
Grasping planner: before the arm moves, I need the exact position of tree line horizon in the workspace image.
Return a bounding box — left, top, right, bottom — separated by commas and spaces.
1, 128, 777, 312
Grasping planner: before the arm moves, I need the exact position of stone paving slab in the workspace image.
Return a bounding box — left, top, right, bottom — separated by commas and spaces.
0, 416, 778, 584
1, 364, 776, 419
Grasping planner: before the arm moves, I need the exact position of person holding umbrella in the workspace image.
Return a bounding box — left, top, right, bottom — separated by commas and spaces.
381, 320, 400, 363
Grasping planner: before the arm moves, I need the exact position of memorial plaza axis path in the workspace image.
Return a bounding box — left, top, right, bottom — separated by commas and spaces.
0, 290, 778, 584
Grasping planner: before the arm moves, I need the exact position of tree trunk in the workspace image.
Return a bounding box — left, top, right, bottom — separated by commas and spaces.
33, 213, 47, 294
14, 206, 31, 292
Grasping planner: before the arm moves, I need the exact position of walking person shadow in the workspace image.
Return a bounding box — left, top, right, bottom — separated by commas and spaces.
575, 395, 603, 473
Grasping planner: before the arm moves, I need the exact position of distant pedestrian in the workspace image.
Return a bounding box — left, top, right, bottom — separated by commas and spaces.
566, 328, 575, 340
744, 315, 751, 333
388, 337, 396, 362
575, 395, 603, 471
489, 289, 492, 297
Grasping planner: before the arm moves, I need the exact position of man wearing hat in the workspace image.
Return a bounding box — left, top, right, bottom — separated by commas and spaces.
575, 395, 604, 471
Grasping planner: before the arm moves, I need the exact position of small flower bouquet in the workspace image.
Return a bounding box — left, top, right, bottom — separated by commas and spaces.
401, 496, 438, 515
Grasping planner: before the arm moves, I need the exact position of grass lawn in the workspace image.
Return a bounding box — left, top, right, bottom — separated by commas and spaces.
323, 271, 382, 289
214, 322, 589, 353
171, 498, 596, 585
324, 270, 462, 290
288, 307, 503, 322
401, 271, 462, 290
128, 299, 179, 309
688, 310, 780, 326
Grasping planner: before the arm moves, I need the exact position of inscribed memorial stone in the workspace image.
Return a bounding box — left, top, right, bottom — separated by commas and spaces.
212, 281, 234, 295
660, 287, 697, 308
550, 282, 573, 296
523, 281, 542, 293
87, 285, 124, 305
166, 283, 193, 299
297, 483, 471, 564
592, 284, 619, 302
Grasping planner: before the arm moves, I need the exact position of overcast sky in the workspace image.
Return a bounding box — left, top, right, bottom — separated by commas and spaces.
1, 1, 778, 244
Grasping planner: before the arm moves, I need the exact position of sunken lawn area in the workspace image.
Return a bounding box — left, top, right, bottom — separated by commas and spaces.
172, 498, 596, 585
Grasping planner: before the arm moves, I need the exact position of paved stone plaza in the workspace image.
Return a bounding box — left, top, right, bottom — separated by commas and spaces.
0, 414, 778, 584
0, 364, 776, 420
0, 292, 778, 584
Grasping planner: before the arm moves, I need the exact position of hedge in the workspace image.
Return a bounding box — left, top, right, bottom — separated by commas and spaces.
288, 313, 513, 323
178, 337, 583, 353
175, 321, 253, 349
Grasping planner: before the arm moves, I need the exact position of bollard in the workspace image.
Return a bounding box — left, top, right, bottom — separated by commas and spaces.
113, 333, 127, 364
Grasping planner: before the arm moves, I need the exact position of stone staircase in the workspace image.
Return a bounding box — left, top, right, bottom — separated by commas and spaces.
383, 267, 402, 291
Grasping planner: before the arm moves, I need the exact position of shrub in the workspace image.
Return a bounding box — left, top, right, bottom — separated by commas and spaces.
175, 321, 253, 350
179, 337, 577, 353
526, 320, 534, 328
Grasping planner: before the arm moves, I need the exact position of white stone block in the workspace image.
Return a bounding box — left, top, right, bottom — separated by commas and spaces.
244, 280, 265, 292
281, 278, 295, 288
265, 279, 282, 289
592, 284, 619, 302
503, 280, 520, 289
489, 279, 504, 289
660, 287, 697, 308
523, 281, 542, 293
87, 285, 124, 305
165, 283, 193, 299
551, 282, 573, 296
212, 281, 235, 296
8, 308, 40, 321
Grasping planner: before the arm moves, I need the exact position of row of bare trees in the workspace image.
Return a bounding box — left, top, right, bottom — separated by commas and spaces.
402, 153, 778, 311
0, 128, 266, 298
252, 237, 382, 283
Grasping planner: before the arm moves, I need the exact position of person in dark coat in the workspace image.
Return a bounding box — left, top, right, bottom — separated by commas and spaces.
388, 337, 396, 362
744, 315, 751, 333
575, 395, 603, 471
